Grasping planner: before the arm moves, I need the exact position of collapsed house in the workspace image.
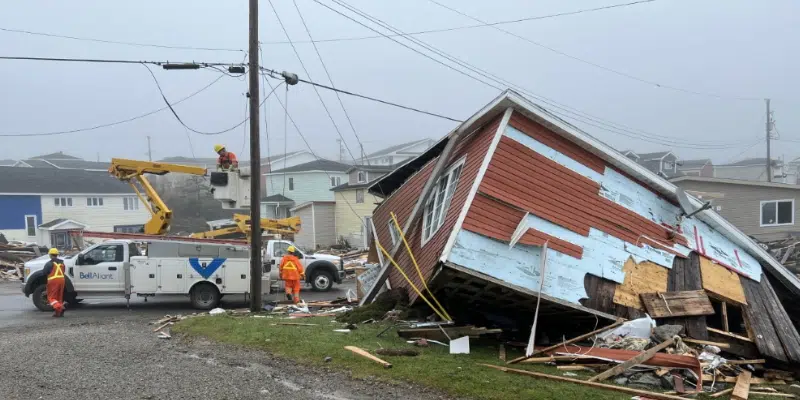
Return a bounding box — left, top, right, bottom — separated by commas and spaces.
361, 90, 800, 365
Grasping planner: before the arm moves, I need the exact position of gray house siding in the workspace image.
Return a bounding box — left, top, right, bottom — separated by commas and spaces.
292, 202, 336, 251
673, 180, 800, 241
292, 206, 315, 250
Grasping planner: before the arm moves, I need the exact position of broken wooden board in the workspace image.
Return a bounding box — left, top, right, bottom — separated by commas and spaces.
640, 290, 714, 318
663, 254, 709, 339
700, 255, 747, 305
587, 337, 675, 382
612, 258, 668, 310
344, 346, 392, 368
707, 327, 753, 342
507, 320, 624, 364
732, 370, 752, 400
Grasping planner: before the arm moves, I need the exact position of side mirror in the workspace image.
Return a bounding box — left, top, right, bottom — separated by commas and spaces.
296, 252, 304, 259
270, 259, 276, 265
76, 254, 84, 265
263, 263, 272, 272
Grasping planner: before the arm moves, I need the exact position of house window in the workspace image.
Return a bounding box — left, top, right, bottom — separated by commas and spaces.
356, 189, 365, 204
330, 176, 341, 187
761, 200, 794, 226
422, 159, 465, 244
54, 197, 73, 207
25, 215, 37, 237
288, 178, 295, 191
86, 197, 104, 207
357, 171, 366, 183
663, 160, 675, 170
114, 225, 144, 234
123, 197, 140, 211
388, 220, 401, 246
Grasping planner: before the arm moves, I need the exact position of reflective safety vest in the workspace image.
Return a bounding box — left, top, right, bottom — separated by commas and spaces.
48, 262, 65, 281
279, 255, 302, 280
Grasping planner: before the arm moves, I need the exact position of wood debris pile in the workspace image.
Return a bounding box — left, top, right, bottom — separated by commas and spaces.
0, 242, 47, 281
764, 237, 800, 275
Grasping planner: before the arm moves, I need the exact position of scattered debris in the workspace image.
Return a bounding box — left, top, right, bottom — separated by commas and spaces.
333, 329, 351, 333
324, 356, 332, 363
450, 336, 470, 355
344, 346, 392, 369
209, 308, 226, 315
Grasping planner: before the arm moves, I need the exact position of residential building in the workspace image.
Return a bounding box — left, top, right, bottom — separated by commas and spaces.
0, 159, 17, 166
332, 165, 395, 249
13, 151, 109, 171
622, 150, 680, 178
677, 159, 714, 177
0, 167, 149, 248
671, 176, 800, 242
363, 91, 800, 363
260, 194, 294, 219
263, 159, 350, 205
291, 201, 336, 250
714, 158, 785, 183
360, 139, 435, 166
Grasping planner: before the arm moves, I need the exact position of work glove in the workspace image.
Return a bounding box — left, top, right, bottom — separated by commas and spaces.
300, 273, 306, 279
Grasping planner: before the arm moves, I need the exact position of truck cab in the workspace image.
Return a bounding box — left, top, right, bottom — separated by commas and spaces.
263, 240, 344, 291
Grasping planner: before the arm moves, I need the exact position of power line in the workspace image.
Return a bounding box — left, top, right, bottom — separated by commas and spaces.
0, 26, 245, 53
0, 55, 242, 67
427, 0, 762, 102
317, 0, 757, 149
0, 71, 227, 137
722, 138, 765, 164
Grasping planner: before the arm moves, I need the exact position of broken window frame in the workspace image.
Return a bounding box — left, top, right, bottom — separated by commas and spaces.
760, 199, 794, 227
421, 158, 465, 246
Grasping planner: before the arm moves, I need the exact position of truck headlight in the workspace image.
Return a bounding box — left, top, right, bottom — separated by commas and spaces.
24, 268, 30, 278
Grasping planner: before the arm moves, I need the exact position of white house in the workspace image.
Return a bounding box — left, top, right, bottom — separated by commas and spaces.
263, 159, 351, 205
360, 139, 435, 166
0, 167, 149, 249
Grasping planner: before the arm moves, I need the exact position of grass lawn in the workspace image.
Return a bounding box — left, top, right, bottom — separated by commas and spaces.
173, 314, 681, 400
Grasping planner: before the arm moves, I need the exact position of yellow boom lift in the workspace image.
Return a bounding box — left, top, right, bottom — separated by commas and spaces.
108, 158, 300, 240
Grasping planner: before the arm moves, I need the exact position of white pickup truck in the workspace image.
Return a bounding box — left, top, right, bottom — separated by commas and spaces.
261, 239, 345, 292
22, 239, 269, 311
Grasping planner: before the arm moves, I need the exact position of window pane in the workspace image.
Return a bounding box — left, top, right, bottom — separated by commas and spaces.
87, 198, 92, 206
762, 202, 777, 225
123, 198, 128, 210
26, 216, 35, 236
67, 198, 72, 206
778, 201, 793, 224
99, 198, 103, 206
54, 198, 59, 206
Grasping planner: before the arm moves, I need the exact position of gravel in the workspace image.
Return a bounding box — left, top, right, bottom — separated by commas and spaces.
0, 311, 455, 400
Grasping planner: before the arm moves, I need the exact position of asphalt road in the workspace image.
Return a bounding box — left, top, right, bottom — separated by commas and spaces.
0, 280, 452, 400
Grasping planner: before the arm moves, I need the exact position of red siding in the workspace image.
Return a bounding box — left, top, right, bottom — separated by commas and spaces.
371, 116, 501, 302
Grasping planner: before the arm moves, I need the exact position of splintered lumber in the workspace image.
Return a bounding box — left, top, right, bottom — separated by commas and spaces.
397, 326, 501, 341
703, 376, 785, 385
684, 338, 731, 349
708, 327, 754, 342
727, 359, 767, 365
588, 338, 676, 382
732, 370, 752, 400
344, 346, 392, 369
480, 364, 689, 400
749, 394, 795, 398
640, 290, 715, 318
152, 321, 174, 333
499, 344, 506, 362
520, 355, 597, 364
711, 388, 735, 398
507, 319, 625, 364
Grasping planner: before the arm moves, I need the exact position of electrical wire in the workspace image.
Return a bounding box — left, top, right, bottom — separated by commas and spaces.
316, 0, 760, 150
283, 84, 289, 197
0, 26, 245, 53
0, 71, 227, 137
427, 0, 762, 101
268, 0, 361, 166
0, 55, 241, 67
722, 138, 765, 164
259, 45, 277, 195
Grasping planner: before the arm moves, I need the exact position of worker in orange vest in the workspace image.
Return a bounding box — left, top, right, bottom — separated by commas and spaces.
279, 245, 305, 304
214, 144, 239, 171
41, 248, 66, 317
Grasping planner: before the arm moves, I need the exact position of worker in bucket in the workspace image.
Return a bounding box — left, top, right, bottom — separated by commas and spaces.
214, 144, 239, 171
41, 248, 66, 317
279, 245, 305, 304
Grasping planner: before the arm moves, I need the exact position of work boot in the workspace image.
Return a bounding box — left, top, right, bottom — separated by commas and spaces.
286, 293, 293, 302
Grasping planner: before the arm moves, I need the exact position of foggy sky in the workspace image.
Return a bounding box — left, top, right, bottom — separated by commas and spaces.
1, 0, 798, 165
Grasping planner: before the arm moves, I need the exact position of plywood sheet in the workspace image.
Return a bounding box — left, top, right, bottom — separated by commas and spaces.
613, 258, 669, 310
699, 256, 747, 305
640, 290, 715, 318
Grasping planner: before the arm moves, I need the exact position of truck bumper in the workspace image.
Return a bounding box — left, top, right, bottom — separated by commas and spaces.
337, 270, 345, 284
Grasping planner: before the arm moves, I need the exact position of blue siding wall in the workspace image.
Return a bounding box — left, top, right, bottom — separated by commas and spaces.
0, 195, 42, 229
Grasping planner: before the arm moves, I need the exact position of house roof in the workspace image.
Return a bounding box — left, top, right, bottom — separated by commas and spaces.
365, 139, 432, 158
290, 200, 335, 211
31, 151, 81, 160
0, 167, 135, 194
678, 159, 711, 168
261, 194, 294, 203
332, 182, 372, 191
45, 159, 109, 170
369, 89, 800, 295
719, 157, 783, 167
0, 159, 17, 166
345, 164, 397, 173
268, 159, 351, 174
670, 175, 800, 189
38, 218, 88, 229
158, 151, 305, 167
19, 159, 56, 168
636, 151, 673, 160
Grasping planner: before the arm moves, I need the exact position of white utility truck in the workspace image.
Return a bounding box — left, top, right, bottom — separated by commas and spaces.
22, 239, 270, 311
262, 239, 345, 292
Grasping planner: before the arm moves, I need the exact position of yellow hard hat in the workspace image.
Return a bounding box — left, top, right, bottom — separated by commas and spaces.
287, 245, 296, 253
214, 144, 225, 153
48, 248, 59, 256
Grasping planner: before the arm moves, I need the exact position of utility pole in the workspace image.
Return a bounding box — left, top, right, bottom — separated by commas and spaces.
147, 136, 152, 161
248, 0, 262, 311
766, 98, 772, 182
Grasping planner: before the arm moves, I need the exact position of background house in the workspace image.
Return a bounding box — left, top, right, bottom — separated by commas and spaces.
260, 194, 294, 219
677, 159, 714, 177
12, 151, 109, 171
291, 201, 336, 250
671, 176, 800, 242
360, 139, 434, 166
263, 159, 350, 205
623, 150, 680, 178
332, 164, 394, 249
0, 167, 149, 248
714, 158, 785, 183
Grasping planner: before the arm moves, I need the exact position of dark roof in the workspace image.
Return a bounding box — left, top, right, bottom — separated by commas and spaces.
48, 160, 109, 170
31, 152, 81, 160
365, 139, 432, 158
678, 159, 711, 168
369, 138, 449, 198
20, 159, 56, 168
158, 151, 305, 167
0, 159, 17, 166
269, 159, 351, 174
38, 218, 68, 228
0, 167, 135, 194
345, 164, 396, 173
261, 194, 294, 203
720, 158, 782, 167
332, 182, 371, 191
636, 151, 672, 160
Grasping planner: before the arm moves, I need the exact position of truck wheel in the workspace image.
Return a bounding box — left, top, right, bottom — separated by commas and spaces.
310, 270, 334, 292
190, 283, 220, 310
32, 283, 51, 312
